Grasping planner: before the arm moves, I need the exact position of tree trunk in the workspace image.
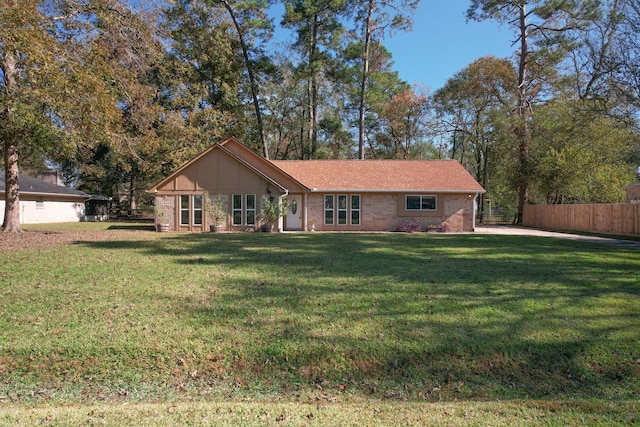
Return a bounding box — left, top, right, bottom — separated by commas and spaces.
129, 174, 137, 211
306, 14, 319, 159
1, 52, 22, 233
3, 133, 22, 233
358, 0, 374, 160
222, 0, 269, 159
515, 2, 531, 224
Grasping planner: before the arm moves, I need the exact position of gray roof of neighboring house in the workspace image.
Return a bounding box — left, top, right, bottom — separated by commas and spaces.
0, 171, 88, 198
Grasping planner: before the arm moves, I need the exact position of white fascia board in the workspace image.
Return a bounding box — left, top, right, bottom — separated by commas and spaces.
15, 191, 89, 199
309, 189, 486, 194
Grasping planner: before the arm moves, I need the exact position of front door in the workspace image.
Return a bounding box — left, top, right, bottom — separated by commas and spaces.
285, 194, 302, 230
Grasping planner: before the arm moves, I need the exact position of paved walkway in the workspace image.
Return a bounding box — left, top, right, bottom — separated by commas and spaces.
475, 225, 640, 248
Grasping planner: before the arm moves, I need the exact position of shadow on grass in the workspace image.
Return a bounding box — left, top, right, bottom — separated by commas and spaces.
75, 233, 640, 401
107, 224, 156, 231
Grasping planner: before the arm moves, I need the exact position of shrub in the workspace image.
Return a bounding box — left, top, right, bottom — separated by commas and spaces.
394, 218, 425, 233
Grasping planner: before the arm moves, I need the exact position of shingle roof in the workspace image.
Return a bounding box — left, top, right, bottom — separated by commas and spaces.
0, 171, 88, 198
270, 160, 485, 193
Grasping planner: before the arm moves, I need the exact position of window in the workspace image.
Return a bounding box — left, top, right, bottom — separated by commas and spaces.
406, 195, 437, 211
337, 195, 348, 225
245, 194, 256, 225
193, 195, 203, 225
180, 195, 190, 225
324, 194, 361, 226
180, 195, 203, 226
324, 195, 334, 225
36, 197, 44, 210
232, 194, 255, 226
232, 194, 243, 226
351, 195, 360, 225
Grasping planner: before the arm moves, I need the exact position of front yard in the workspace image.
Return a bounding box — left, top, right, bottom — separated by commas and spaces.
0, 224, 638, 425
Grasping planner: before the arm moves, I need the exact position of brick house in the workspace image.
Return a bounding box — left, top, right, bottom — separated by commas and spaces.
147, 137, 486, 232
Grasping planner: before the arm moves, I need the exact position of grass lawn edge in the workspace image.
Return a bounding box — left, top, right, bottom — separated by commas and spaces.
1, 398, 638, 426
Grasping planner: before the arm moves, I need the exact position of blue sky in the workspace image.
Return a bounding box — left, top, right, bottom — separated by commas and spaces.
270, 1, 516, 92
383, 1, 516, 91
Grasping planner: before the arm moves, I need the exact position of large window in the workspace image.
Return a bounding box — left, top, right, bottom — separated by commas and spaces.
325, 194, 361, 226
180, 195, 203, 226
180, 195, 190, 225
337, 195, 348, 225
324, 195, 334, 225
193, 195, 203, 225
406, 195, 437, 211
351, 195, 360, 225
245, 194, 256, 225
232, 194, 256, 226
232, 194, 243, 226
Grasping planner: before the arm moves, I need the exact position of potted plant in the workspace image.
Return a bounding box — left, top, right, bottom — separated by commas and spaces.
204, 191, 226, 232
154, 204, 169, 232
259, 195, 289, 232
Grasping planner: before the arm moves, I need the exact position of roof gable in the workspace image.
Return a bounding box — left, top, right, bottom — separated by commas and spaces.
271, 160, 485, 193
147, 137, 307, 194
219, 139, 308, 192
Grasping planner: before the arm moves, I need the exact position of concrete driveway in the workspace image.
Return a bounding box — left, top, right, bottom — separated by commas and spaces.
475, 225, 640, 248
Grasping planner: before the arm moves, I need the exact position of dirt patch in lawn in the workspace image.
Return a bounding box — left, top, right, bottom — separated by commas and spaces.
0, 229, 152, 251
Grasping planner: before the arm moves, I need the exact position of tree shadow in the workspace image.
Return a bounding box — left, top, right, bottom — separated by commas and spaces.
76, 233, 640, 400
107, 223, 156, 231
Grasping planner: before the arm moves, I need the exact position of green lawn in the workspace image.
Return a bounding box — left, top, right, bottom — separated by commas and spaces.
0, 225, 638, 425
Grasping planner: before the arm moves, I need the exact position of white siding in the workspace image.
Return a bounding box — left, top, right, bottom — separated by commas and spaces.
0, 199, 85, 224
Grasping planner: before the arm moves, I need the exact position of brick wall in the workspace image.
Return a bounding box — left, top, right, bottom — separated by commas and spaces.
152, 192, 476, 232
308, 193, 474, 232
155, 195, 175, 230
443, 196, 475, 232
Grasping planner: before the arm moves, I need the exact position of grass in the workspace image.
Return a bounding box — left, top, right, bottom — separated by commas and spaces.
1, 223, 639, 425
0, 400, 637, 426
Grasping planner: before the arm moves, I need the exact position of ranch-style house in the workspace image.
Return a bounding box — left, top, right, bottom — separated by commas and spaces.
0, 171, 89, 224
147, 137, 486, 233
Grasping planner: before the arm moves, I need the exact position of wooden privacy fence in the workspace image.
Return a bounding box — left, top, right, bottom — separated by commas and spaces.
523, 203, 640, 236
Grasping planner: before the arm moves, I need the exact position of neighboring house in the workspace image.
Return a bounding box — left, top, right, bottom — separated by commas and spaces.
0, 171, 89, 224
147, 137, 486, 232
